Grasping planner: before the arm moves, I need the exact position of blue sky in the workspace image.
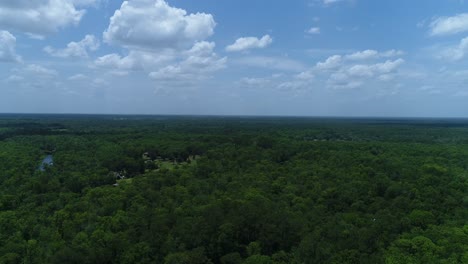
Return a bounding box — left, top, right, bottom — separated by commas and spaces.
1, 0, 468, 117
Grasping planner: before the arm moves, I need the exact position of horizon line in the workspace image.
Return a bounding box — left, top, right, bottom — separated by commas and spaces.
1, 112, 468, 120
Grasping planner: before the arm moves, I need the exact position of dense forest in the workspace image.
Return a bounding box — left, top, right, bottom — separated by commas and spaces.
0, 114, 466, 263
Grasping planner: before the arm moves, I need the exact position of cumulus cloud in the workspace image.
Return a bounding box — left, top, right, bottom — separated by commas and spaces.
44, 35, 99, 58
333, 59, 404, 89
7, 64, 58, 86
240, 49, 406, 94
0, 31, 21, 62
94, 0, 226, 90
346, 59, 405, 77
346, 50, 379, 60
94, 50, 176, 71
313, 52, 405, 89
438, 36, 468, 61
295, 71, 315, 81
0, 0, 85, 36
94, 41, 226, 89
277, 72, 316, 92
239, 72, 314, 93
237, 48, 405, 94
225, 35, 273, 52
103, 0, 215, 50
306, 27, 321, 34
429, 13, 468, 36
345, 49, 404, 60
149, 41, 226, 84
315, 55, 342, 70
94, 53, 137, 70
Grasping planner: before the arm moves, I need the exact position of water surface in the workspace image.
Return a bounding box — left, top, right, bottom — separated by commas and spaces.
39, 155, 53, 171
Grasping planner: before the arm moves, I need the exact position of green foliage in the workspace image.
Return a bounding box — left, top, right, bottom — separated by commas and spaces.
243, 255, 272, 264
408, 210, 435, 229
0, 115, 466, 263
220, 253, 243, 264
246, 242, 262, 256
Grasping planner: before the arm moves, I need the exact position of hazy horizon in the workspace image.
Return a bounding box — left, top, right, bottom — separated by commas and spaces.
3, 112, 468, 120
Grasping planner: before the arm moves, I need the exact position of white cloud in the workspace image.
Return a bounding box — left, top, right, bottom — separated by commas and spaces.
225, 35, 273, 52
347, 64, 375, 77
95, 1, 225, 91
347, 59, 405, 77
94, 49, 176, 71
237, 49, 405, 94
334, 59, 404, 89
44, 35, 99, 58
429, 13, 468, 36
68, 74, 87, 81
417, 21, 425, 28
240, 72, 315, 93
315, 55, 342, 70
277, 71, 316, 92
94, 53, 137, 70
92, 78, 109, 87
346, 50, 379, 60
7, 64, 58, 85
323, 0, 344, 5
240, 77, 272, 87
306, 27, 321, 34
328, 80, 363, 90
24, 64, 58, 77
184, 40, 215, 57
0, 31, 21, 62
345, 49, 404, 60
419, 85, 441, 95
378, 74, 395, 82
295, 71, 315, 81
71, 0, 103, 7
314, 53, 405, 90
108, 70, 130, 76
94, 42, 225, 89
5, 75, 24, 82
103, 0, 215, 50
449, 69, 468, 80
376, 59, 405, 72
381, 49, 405, 57
330, 59, 403, 89
277, 80, 311, 91
149, 41, 226, 84
235, 56, 305, 72
239, 74, 284, 89
0, 0, 85, 36
25, 33, 45, 40
438, 36, 468, 61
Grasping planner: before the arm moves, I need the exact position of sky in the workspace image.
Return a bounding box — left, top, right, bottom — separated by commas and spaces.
1, 0, 468, 117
